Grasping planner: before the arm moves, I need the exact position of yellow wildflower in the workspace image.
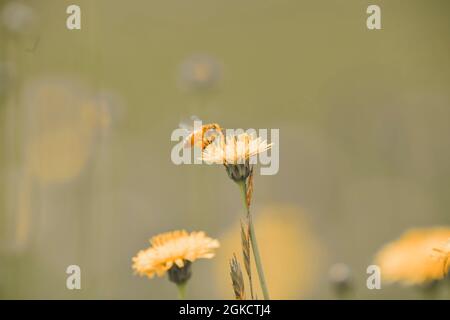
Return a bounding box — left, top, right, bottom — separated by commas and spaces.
375, 227, 450, 285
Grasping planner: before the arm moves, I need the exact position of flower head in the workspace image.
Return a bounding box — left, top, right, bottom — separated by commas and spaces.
374, 227, 450, 285
132, 230, 220, 284
202, 133, 271, 165
202, 133, 272, 182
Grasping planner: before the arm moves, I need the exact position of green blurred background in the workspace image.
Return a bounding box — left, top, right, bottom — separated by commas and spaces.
0, 0, 449, 299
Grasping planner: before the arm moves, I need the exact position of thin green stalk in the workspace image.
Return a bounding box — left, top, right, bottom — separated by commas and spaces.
238, 181, 270, 300
177, 282, 187, 300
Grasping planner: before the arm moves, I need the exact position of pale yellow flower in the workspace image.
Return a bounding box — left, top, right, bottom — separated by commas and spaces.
375, 227, 450, 285
202, 133, 272, 165
132, 230, 220, 279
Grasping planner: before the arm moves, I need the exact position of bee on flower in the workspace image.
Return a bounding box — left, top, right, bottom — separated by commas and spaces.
180, 116, 224, 151
179, 117, 274, 300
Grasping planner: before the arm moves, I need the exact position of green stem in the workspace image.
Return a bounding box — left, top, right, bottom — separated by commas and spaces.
238, 181, 270, 300
177, 282, 187, 300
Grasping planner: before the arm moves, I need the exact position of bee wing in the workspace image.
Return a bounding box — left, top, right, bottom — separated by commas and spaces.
179, 121, 192, 132
176, 118, 190, 148
179, 115, 202, 131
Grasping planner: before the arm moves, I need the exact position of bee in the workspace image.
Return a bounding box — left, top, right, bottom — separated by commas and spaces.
179, 116, 223, 150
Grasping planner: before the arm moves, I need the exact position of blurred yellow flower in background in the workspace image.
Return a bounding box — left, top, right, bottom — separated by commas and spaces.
24, 80, 110, 184
1, 1, 36, 34
132, 230, 220, 279
214, 205, 325, 299
13, 77, 112, 250
375, 227, 450, 285
178, 54, 222, 92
